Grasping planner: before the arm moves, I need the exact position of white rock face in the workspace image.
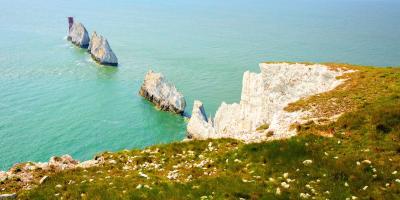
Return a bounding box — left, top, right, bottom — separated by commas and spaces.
187, 101, 215, 139
187, 62, 348, 142
88, 32, 118, 66
139, 70, 186, 114
67, 21, 90, 48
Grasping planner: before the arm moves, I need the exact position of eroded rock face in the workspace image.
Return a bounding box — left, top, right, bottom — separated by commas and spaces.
88, 32, 118, 66
67, 21, 90, 48
187, 101, 215, 139
139, 70, 186, 114
187, 63, 349, 142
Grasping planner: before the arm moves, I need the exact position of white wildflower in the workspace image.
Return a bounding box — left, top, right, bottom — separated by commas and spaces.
300, 193, 311, 199
167, 170, 179, 180
361, 160, 371, 164
281, 182, 290, 189
108, 160, 117, 164
283, 173, 289, 178
303, 160, 313, 166
269, 178, 275, 182
139, 172, 149, 179
276, 187, 281, 195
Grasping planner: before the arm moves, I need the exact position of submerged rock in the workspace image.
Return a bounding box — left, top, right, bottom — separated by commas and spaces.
139, 70, 186, 114
88, 32, 118, 66
67, 18, 90, 48
187, 63, 350, 142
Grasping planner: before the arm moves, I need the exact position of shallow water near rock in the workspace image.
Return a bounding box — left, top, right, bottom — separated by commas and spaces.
0, 0, 399, 170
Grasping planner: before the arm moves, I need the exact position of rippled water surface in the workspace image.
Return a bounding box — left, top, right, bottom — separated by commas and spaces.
1, 0, 399, 169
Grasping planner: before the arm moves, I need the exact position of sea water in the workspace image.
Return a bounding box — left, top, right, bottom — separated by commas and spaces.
0, 0, 399, 170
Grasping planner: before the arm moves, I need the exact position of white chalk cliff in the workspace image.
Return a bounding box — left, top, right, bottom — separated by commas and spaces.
88, 32, 118, 66
67, 21, 90, 48
139, 70, 186, 114
188, 62, 349, 142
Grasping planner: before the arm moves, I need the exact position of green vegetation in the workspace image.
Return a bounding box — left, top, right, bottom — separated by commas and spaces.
285, 63, 400, 119
1, 64, 399, 199
256, 124, 270, 131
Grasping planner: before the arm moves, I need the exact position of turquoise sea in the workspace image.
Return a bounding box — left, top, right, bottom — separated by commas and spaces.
1, 0, 399, 170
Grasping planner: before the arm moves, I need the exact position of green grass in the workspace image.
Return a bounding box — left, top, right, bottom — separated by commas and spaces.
285, 63, 400, 119
1, 64, 400, 199
15, 94, 400, 199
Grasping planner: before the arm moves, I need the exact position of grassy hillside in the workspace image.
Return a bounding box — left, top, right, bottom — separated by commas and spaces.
2, 64, 400, 199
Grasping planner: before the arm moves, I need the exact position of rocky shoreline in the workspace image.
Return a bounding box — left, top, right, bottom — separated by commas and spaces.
0, 155, 104, 198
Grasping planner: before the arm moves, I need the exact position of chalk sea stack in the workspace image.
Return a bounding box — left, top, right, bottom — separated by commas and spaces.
67, 17, 90, 48
88, 32, 118, 66
187, 100, 215, 139
139, 70, 186, 114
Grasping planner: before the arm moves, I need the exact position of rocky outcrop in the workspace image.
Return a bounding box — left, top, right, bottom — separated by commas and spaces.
139, 70, 186, 114
88, 32, 118, 66
0, 193, 16, 199
67, 21, 90, 48
0, 155, 104, 190
187, 62, 350, 142
187, 101, 215, 139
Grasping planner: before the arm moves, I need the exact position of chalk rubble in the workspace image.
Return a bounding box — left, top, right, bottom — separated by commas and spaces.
0, 155, 104, 187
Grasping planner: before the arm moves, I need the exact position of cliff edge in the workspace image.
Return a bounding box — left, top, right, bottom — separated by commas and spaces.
188, 62, 352, 142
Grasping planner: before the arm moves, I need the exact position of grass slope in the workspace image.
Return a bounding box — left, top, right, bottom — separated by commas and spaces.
2, 64, 400, 199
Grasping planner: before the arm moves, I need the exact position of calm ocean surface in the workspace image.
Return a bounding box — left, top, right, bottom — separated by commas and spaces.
0, 0, 399, 170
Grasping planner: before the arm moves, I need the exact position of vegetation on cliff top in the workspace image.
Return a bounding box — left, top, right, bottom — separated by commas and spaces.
1, 64, 399, 199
